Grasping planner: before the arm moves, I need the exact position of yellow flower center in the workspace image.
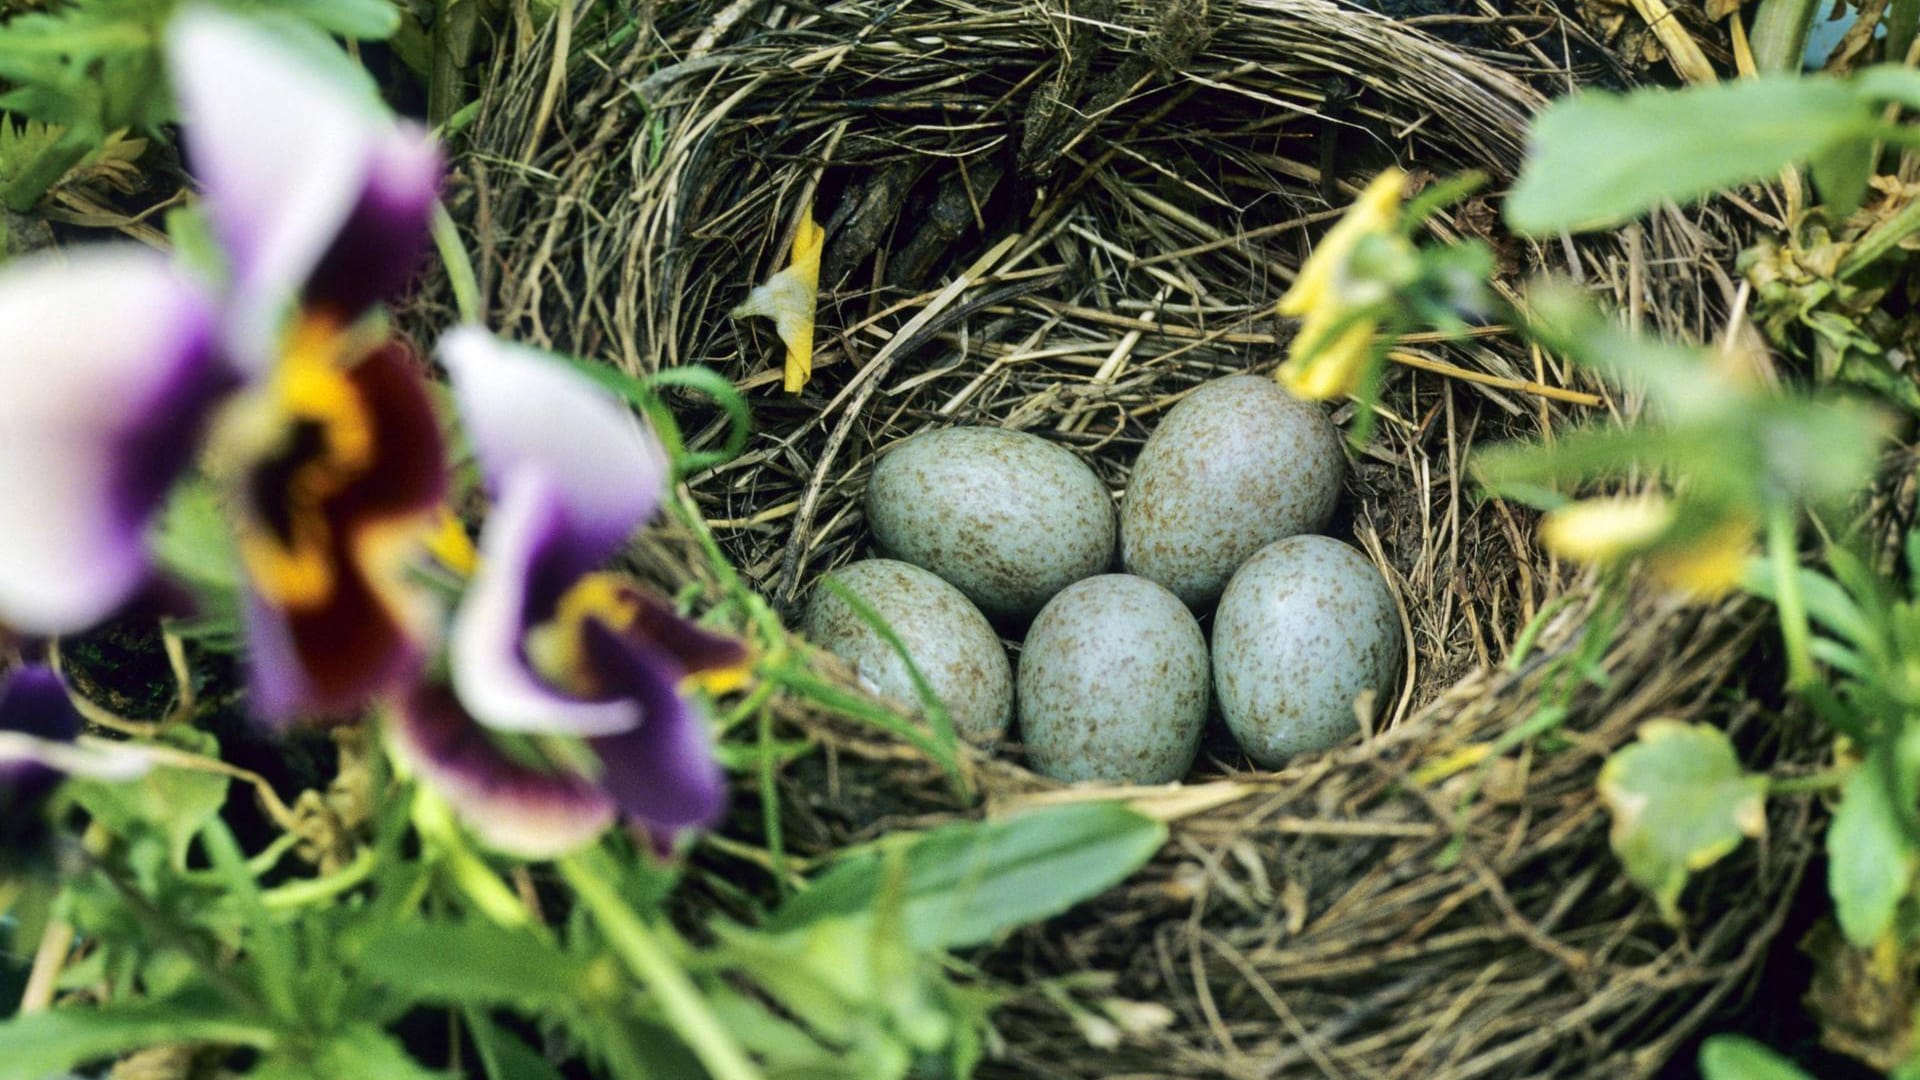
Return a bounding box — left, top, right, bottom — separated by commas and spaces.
524, 573, 641, 696
227, 316, 377, 609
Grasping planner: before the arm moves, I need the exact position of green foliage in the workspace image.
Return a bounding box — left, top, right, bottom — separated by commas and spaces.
355, 921, 607, 1013
1829, 745, 1919, 946
1505, 68, 1920, 234
1507, 76, 1875, 233
0, 989, 279, 1079
1699, 1035, 1817, 1080
1597, 721, 1769, 923
66, 727, 231, 869
767, 803, 1168, 951
0, 0, 399, 209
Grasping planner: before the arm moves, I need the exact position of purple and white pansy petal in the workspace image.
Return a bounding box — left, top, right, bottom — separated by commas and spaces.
166, 7, 440, 367
438, 327, 668, 563
0, 666, 149, 819
303, 127, 441, 320
389, 682, 617, 860
449, 477, 644, 737
582, 624, 728, 838
0, 249, 227, 635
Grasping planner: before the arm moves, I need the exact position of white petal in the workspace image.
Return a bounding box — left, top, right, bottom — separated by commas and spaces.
0, 248, 219, 633
166, 7, 384, 369
438, 326, 666, 557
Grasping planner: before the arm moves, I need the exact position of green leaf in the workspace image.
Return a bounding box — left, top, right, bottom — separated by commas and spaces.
1598, 721, 1768, 922
249, 0, 402, 39
1829, 748, 1919, 947
0, 990, 278, 1080
67, 727, 230, 869
467, 1009, 566, 1080
251, 1023, 444, 1080
355, 921, 600, 1011
767, 803, 1166, 950
1810, 136, 1874, 217
1507, 76, 1873, 233
1855, 64, 1920, 111
1699, 1035, 1815, 1080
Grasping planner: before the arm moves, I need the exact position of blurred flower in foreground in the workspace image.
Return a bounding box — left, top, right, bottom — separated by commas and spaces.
1539, 495, 1755, 599
1, 666, 147, 868
733, 207, 824, 394
1275, 168, 1410, 400
389, 329, 749, 858
0, 8, 446, 723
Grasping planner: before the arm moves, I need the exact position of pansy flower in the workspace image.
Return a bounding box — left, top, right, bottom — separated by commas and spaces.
0, 666, 148, 868
388, 329, 749, 858
0, 8, 447, 723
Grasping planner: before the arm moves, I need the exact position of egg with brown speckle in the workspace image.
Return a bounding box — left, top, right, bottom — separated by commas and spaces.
1120, 376, 1343, 608
866, 426, 1115, 621
804, 559, 1012, 745
1018, 574, 1208, 784
1212, 536, 1401, 768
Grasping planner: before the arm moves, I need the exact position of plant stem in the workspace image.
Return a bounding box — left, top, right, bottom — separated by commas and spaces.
262, 845, 378, 912
431, 202, 482, 324
18, 919, 74, 1014
1749, 0, 1818, 73
1841, 194, 1920, 280
557, 852, 762, 1080
1768, 503, 1816, 690
1769, 768, 1851, 795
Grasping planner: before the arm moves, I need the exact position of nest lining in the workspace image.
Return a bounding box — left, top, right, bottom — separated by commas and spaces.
417, 0, 1827, 1075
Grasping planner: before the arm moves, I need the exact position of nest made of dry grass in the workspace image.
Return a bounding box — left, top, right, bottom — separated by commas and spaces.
414, 0, 1833, 1075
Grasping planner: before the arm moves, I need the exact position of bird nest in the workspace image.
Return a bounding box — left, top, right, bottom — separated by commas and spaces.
421, 0, 1827, 1074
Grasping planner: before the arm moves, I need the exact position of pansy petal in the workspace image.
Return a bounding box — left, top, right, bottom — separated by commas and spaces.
243, 345, 447, 724
451, 477, 642, 737
389, 682, 616, 859
439, 327, 666, 562
624, 589, 751, 689
0, 666, 80, 745
304, 126, 442, 318
0, 249, 226, 635
167, 8, 405, 367
0, 668, 144, 821
583, 623, 727, 836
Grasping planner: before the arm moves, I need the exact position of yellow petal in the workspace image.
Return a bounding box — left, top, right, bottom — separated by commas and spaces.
1276, 168, 1407, 319
1646, 516, 1756, 599
732, 208, 824, 394
1538, 496, 1676, 566
1278, 312, 1375, 400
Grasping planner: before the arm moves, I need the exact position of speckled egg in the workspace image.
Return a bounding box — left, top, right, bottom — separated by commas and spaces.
1212, 536, 1402, 768
804, 559, 1013, 745
866, 426, 1115, 621
1017, 575, 1209, 784
1121, 375, 1344, 608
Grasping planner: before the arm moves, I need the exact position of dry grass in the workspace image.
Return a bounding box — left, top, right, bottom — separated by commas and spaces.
407, 0, 1825, 1074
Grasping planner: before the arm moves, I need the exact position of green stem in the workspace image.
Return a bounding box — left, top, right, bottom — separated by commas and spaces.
1841, 194, 1920, 280
1749, 0, 1819, 73
1769, 768, 1851, 795
413, 789, 530, 928
757, 702, 787, 900
431, 202, 482, 324
262, 845, 378, 912
1768, 503, 1816, 690
557, 853, 762, 1080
